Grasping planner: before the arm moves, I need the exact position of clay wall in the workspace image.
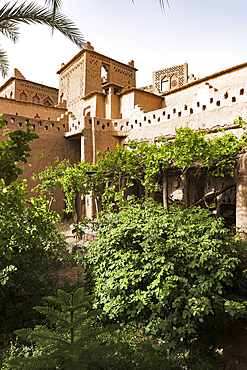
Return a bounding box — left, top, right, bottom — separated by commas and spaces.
1, 113, 80, 216
152, 63, 188, 92
0, 80, 15, 99
59, 55, 86, 110
125, 65, 247, 142
0, 96, 66, 121
84, 51, 136, 96
0, 79, 58, 106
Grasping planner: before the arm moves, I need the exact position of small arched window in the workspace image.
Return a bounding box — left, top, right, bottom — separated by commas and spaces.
161, 78, 169, 92
33, 94, 40, 104
20, 91, 27, 101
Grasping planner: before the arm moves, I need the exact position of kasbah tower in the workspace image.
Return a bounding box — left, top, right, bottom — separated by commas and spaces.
1, 41, 247, 231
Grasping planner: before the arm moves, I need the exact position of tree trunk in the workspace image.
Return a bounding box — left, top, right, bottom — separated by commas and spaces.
162, 172, 169, 211
72, 198, 78, 224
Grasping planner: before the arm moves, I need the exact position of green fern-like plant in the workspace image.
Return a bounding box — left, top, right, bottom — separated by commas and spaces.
11, 288, 118, 369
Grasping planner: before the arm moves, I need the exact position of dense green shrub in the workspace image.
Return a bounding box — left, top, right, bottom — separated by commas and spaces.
2, 288, 214, 370
85, 199, 247, 348
0, 228, 72, 338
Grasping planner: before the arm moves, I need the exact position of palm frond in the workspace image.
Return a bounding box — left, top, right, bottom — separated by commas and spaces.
0, 49, 9, 78
44, 0, 63, 34
45, 0, 63, 12
0, 1, 85, 49
0, 21, 19, 42
131, 0, 170, 11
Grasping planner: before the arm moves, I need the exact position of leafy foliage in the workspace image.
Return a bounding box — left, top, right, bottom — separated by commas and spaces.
84, 199, 247, 348
9, 288, 120, 370
34, 120, 247, 219
0, 119, 38, 185
0, 122, 72, 341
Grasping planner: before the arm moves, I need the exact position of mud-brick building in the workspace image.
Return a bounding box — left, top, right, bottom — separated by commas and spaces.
1, 41, 247, 231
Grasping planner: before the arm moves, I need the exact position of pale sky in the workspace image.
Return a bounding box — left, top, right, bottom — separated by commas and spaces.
1, 0, 247, 89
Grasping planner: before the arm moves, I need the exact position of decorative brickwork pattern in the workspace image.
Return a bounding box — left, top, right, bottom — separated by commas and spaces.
153, 63, 188, 92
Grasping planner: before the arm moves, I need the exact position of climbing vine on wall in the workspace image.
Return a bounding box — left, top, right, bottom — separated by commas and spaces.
34, 118, 247, 215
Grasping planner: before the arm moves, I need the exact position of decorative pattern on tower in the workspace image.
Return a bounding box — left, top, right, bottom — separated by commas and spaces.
152, 63, 188, 93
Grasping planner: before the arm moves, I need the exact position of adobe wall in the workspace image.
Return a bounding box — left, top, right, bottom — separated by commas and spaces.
58, 54, 86, 109
0, 79, 58, 106
152, 63, 188, 92
125, 65, 247, 142
84, 51, 136, 97
80, 116, 122, 163
1, 113, 80, 216
0, 97, 67, 121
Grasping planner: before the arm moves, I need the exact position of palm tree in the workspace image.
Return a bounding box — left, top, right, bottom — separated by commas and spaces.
0, 1, 85, 78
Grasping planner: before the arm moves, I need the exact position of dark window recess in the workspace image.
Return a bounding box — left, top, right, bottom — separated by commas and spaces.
107, 122, 110, 127
153, 114, 156, 119
210, 98, 213, 103
158, 117, 160, 122
102, 125, 105, 129
197, 102, 200, 107
57, 127, 60, 131
39, 122, 42, 126
216, 101, 220, 106
45, 126, 48, 130
135, 120, 137, 124
184, 105, 187, 110
51, 123, 54, 127
18, 122, 22, 127
202, 105, 206, 111
232, 97, 236, 102
131, 124, 133, 129
144, 116, 146, 121
162, 111, 166, 116
224, 92, 228, 99
139, 123, 142, 127
89, 119, 92, 124
148, 119, 151, 123
173, 108, 176, 114
62, 124, 65, 129
190, 108, 193, 114
167, 114, 170, 119
178, 112, 181, 117
32, 125, 35, 130
240, 88, 244, 95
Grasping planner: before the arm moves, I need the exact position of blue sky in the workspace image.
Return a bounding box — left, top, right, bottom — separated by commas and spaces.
1, 0, 247, 88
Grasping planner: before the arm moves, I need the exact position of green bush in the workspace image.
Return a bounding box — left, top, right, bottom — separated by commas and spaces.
3, 288, 209, 370
85, 199, 247, 348
0, 228, 72, 339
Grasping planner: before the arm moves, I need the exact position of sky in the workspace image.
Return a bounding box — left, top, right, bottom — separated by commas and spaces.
1, 0, 247, 89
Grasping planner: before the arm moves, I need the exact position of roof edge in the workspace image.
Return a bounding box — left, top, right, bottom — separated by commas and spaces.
57, 48, 138, 75
162, 61, 247, 96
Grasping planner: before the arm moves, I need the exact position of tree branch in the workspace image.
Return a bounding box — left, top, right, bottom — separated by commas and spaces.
190, 183, 236, 208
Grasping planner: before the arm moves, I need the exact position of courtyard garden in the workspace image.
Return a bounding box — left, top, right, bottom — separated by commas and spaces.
1, 120, 247, 369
